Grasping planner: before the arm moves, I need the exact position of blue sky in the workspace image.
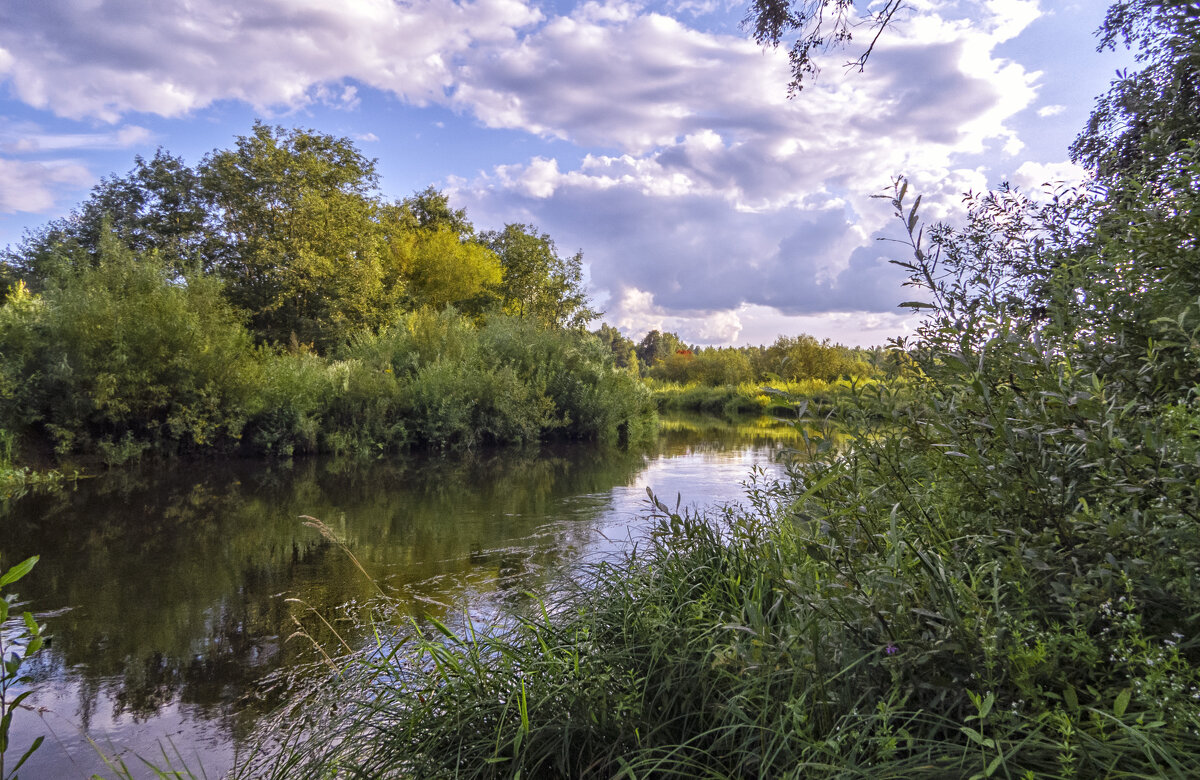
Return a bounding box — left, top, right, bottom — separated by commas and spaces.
0, 0, 1132, 346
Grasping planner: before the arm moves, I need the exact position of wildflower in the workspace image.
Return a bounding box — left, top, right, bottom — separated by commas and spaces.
885, 643, 898, 656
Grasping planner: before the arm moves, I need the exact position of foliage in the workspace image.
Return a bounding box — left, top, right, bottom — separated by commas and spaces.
392, 227, 503, 315
0, 556, 45, 780
3, 126, 597, 353
744, 0, 905, 94
1072, 0, 1200, 182
482, 223, 599, 329
634, 329, 690, 369
0, 235, 259, 461
397, 186, 476, 240
592, 324, 639, 372
649, 376, 874, 416
0, 124, 650, 464
198, 122, 400, 348
258, 169, 1200, 774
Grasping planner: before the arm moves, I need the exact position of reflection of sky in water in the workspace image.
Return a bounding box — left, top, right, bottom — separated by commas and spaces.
4, 418, 792, 778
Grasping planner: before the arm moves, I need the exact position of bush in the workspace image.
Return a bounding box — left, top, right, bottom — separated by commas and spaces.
0, 233, 258, 459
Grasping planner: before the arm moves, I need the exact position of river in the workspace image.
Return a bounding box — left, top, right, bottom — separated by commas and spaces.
1, 413, 800, 778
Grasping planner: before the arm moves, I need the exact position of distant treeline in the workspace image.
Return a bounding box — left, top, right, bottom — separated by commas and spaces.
0, 124, 654, 465
593, 323, 886, 385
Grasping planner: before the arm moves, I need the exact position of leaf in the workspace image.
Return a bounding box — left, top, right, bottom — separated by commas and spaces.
1063, 686, 1079, 712
960, 726, 994, 748
1114, 688, 1131, 718
0, 556, 38, 588
11, 735, 45, 774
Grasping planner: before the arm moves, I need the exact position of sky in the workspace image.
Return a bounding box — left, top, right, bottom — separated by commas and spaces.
0, 0, 1134, 347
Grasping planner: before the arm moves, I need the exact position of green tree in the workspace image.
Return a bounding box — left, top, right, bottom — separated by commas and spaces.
0, 230, 258, 456
398, 186, 476, 240
692, 348, 755, 386
762, 334, 860, 381
635, 330, 689, 370
593, 323, 639, 371
397, 227, 503, 314
199, 123, 399, 347
482, 223, 599, 329
1072, 0, 1200, 182
5, 150, 210, 288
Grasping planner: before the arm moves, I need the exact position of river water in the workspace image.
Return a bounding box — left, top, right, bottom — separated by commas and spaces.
1, 414, 800, 778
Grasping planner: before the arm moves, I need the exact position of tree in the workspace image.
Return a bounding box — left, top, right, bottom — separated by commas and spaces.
396, 227, 503, 314
635, 330, 689, 371
594, 324, 639, 371
1071, 0, 1200, 182
745, 0, 905, 94
198, 122, 398, 347
5, 151, 210, 288
398, 186, 476, 240
481, 224, 599, 329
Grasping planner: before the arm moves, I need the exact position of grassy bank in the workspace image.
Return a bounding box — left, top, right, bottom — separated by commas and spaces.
647, 377, 877, 416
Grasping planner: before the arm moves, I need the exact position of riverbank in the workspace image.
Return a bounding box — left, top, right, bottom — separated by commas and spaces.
646, 377, 877, 416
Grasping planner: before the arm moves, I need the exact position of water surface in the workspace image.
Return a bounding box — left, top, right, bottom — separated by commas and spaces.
1, 413, 799, 777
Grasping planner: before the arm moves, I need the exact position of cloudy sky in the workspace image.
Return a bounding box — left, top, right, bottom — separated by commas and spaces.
0, 0, 1131, 346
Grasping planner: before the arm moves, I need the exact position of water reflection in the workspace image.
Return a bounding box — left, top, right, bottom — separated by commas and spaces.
1, 414, 796, 778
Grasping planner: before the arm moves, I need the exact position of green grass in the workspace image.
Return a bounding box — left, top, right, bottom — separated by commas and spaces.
646, 377, 880, 417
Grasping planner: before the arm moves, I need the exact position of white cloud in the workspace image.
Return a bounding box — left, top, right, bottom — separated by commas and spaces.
453, 0, 1044, 330
0, 0, 542, 121
1037, 104, 1066, 117
695, 309, 743, 343
0, 158, 93, 213
1009, 159, 1089, 190
0, 124, 152, 154
0, 0, 1049, 341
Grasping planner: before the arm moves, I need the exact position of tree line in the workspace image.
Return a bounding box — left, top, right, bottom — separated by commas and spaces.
0, 125, 651, 462
594, 324, 882, 385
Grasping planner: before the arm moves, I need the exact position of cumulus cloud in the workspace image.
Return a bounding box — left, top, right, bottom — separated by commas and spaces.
0, 0, 542, 121
1009, 158, 1089, 190
1037, 104, 1066, 117
453, 0, 1043, 331
0, 158, 93, 213
0, 0, 1047, 341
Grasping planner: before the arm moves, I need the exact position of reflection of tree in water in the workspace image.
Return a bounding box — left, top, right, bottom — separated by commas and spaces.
2, 415, 791, 765
0, 440, 653, 741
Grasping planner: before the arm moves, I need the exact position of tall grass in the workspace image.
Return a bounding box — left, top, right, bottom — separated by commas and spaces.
246, 434, 1200, 778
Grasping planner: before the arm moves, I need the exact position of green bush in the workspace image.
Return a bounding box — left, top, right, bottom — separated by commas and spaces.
0, 233, 258, 459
